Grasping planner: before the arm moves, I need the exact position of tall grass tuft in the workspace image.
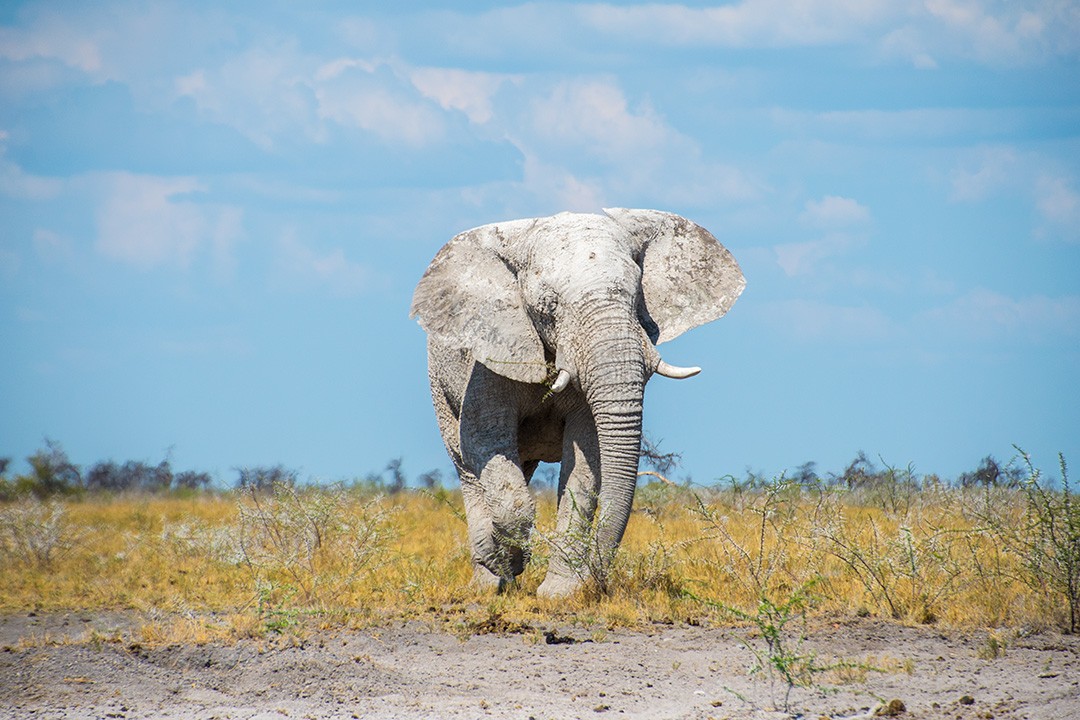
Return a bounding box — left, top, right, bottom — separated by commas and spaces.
975, 450, 1080, 632
235, 482, 393, 611
0, 499, 80, 569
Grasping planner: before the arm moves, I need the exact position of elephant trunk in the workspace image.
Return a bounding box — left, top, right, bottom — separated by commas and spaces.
576, 302, 645, 587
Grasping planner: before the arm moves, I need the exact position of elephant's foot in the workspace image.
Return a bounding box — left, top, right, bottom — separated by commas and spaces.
536, 572, 584, 599
471, 563, 523, 593
487, 523, 531, 578
470, 565, 502, 592
468, 519, 529, 587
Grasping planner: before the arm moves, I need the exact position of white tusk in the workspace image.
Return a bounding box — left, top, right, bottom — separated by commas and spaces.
656, 360, 701, 379
551, 369, 572, 393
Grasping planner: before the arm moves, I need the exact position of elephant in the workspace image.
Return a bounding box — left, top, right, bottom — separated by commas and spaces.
410, 208, 745, 598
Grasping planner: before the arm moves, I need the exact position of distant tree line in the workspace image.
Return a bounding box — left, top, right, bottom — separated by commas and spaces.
743, 450, 1026, 492
0, 440, 214, 500
0, 438, 1038, 502
0, 441, 451, 500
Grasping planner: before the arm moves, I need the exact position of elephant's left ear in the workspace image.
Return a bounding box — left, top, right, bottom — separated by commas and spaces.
604, 208, 746, 344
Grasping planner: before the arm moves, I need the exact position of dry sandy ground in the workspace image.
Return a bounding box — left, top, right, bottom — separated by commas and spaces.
1, 612, 1077, 719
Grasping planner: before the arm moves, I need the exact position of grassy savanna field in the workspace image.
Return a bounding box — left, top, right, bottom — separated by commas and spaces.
3, 454, 1077, 648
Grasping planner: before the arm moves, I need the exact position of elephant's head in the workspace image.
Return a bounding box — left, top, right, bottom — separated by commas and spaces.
411, 208, 744, 585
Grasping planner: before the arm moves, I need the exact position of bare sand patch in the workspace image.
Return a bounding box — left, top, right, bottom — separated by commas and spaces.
1, 613, 1077, 719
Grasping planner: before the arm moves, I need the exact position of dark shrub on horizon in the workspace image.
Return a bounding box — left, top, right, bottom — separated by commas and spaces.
236, 464, 298, 491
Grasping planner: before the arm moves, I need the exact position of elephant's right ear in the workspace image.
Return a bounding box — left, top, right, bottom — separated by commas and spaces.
605, 208, 745, 344
410, 235, 548, 384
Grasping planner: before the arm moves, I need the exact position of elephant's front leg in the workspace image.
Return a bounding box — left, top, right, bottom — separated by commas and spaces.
538, 408, 601, 599
457, 367, 537, 587
458, 471, 503, 591
478, 451, 535, 581
461, 458, 534, 587
460, 387, 536, 584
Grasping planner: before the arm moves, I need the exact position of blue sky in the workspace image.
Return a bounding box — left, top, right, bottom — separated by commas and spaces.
2, 1, 1078, 486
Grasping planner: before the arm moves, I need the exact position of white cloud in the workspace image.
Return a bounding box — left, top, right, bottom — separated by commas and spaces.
0, 136, 62, 199
0, 3, 235, 101
912, 52, 939, 69
32, 228, 75, 265
173, 69, 206, 97
924, 0, 1066, 61
580, 1, 897, 48
337, 17, 384, 51
442, 1, 1079, 67
0, 158, 62, 199
94, 173, 242, 271
519, 154, 606, 212
883, 0, 1080, 66
1037, 175, 1079, 221
949, 146, 1017, 202
209, 206, 245, 280
774, 235, 863, 278
175, 41, 323, 150
786, 107, 1018, 142
0, 13, 102, 74
800, 195, 871, 228
1035, 174, 1080, 242
314, 57, 375, 82
429, 4, 581, 59
314, 59, 444, 147
774, 196, 871, 277
946, 149, 1079, 243
409, 67, 517, 125
277, 230, 372, 297
761, 298, 892, 342
522, 78, 761, 206
918, 269, 958, 296
922, 289, 1080, 342
176, 49, 449, 149
530, 80, 673, 164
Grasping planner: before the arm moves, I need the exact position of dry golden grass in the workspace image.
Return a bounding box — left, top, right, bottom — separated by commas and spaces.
0, 480, 1069, 642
